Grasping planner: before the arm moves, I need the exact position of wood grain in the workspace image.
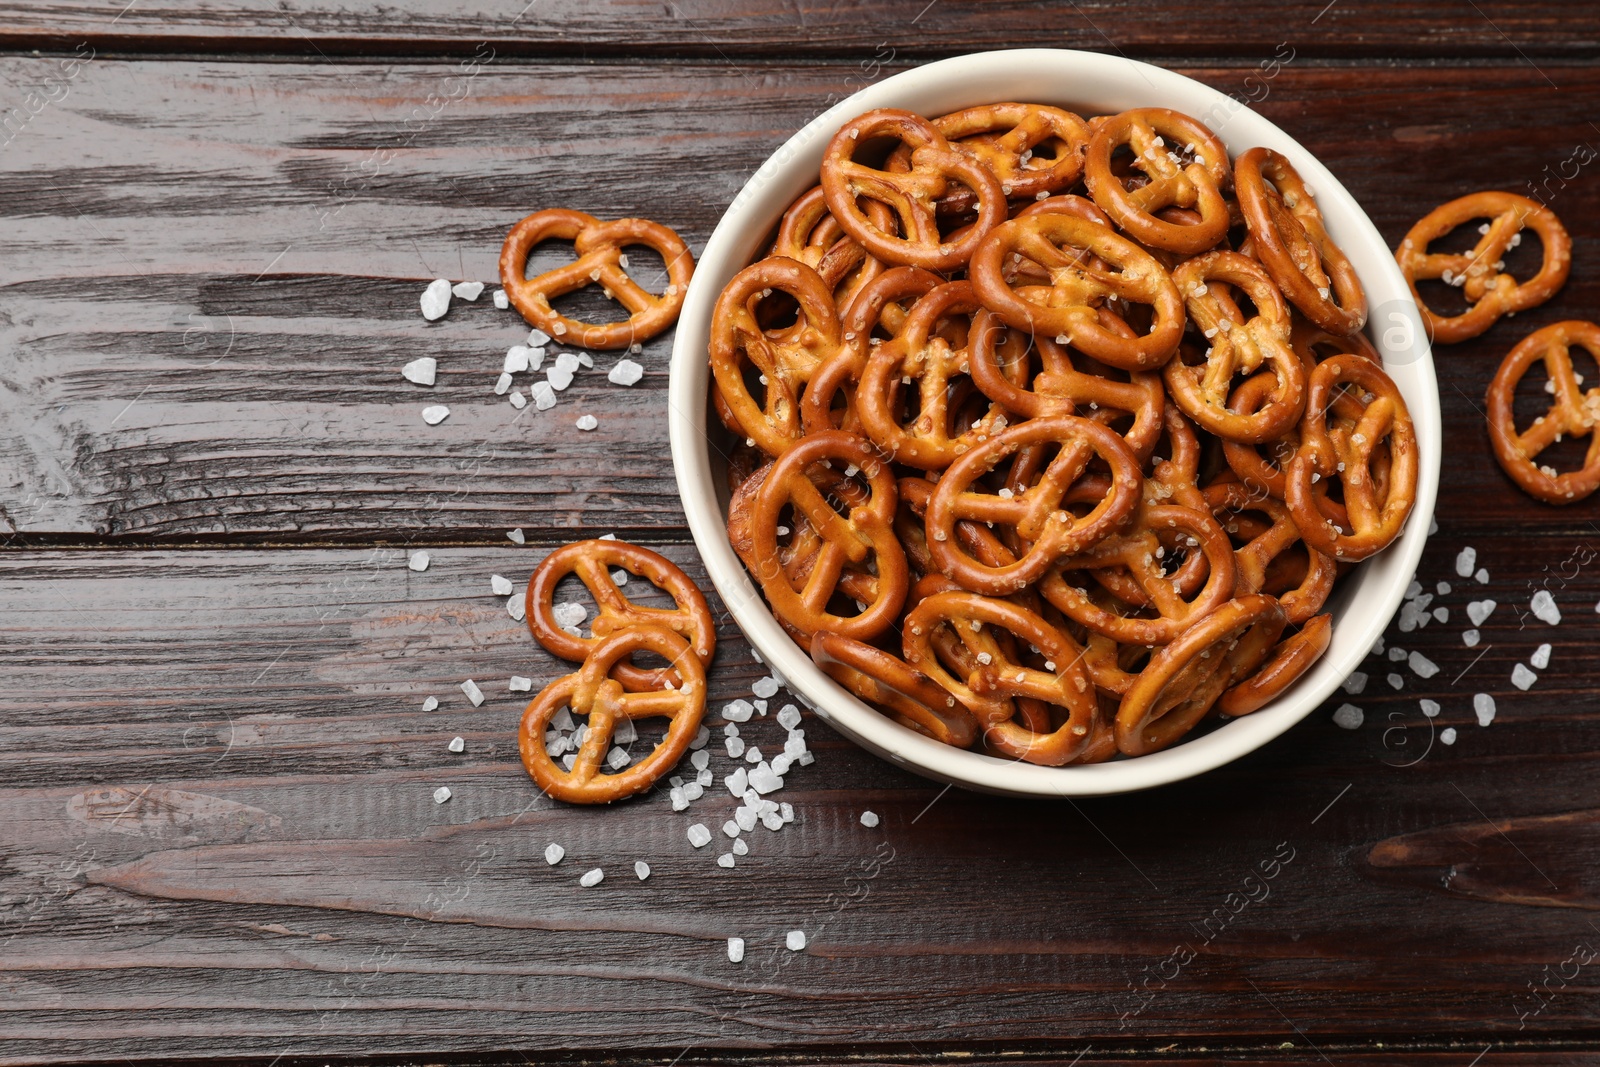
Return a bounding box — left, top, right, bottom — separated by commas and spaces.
1, 57, 1597, 543
2, 1, 1597, 59
4, 535, 1600, 1062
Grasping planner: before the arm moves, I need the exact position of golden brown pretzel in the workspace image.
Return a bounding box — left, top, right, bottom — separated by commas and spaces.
526, 540, 717, 691
1217, 613, 1331, 716
1395, 190, 1571, 344
518, 625, 706, 805
747, 430, 908, 640
1162, 251, 1306, 443
901, 590, 1098, 765
934, 102, 1091, 202
710, 257, 844, 456
1235, 147, 1366, 335
810, 631, 979, 747
499, 208, 695, 350
1486, 320, 1600, 504
1083, 108, 1233, 255
1285, 354, 1418, 561
925, 415, 1144, 595
1115, 593, 1286, 756
1203, 479, 1335, 623
968, 213, 1185, 371
820, 108, 1007, 272
771, 185, 892, 313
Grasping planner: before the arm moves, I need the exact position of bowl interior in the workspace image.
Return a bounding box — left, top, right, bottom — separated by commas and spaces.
669, 48, 1441, 797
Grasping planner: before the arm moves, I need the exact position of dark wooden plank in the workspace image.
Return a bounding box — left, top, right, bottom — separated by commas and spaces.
2, 0, 1597, 59
1, 57, 1597, 543
4, 530, 1600, 1063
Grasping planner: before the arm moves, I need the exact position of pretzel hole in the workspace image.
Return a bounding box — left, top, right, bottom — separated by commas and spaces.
1414, 275, 1472, 318
1499, 227, 1545, 280
750, 286, 801, 333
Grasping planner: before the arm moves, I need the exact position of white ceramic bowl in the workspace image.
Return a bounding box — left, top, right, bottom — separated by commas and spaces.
669, 48, 1441, 797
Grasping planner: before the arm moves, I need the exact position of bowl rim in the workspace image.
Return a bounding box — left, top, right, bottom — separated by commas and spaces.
668, 47, 1441, 798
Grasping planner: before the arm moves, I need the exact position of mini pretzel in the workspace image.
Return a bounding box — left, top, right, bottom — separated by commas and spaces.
526, 539, 716, 691
902, 590, 1098, 765
810, 631, 979, 747
499, 208, 695, 350
1204, 479, 1335, 623
771, 185, 894, 313
968, 213, 1185, 371
1083, 108, 1233, 255
1395, 191, 1571, 344
1038, 503, 1238, 646
855, 281, 1012, 469
748, 430, 908, 640
925, 415, 1144, 595
711, 257, 844, 456
519, 625, 705, 805
1486, 320, 1600, 504
1217, 613, 1331, 716
1116, 593, 1286, 756
1285, 354, 1418, 561
1163, 251, 1306, 443
934, 102, 1091, 203
1235, 147, 1366, 335
821, 108, 1007, 272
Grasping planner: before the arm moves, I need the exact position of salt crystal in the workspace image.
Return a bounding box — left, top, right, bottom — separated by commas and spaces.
552, 602, 588, 628
786, 930, 806, 951
717, 853, 736, 868
1467, 600, 1496, 626
745, 746, 762, 764
548, 361, 576, 390
1332, 703, 1364, 729
732, 837, 749, 855
1406, 580, 1423, 600
726, 736, 745, 758
495, 373, 514, 396
531, 380, 557, 410
1512, 664, 1537, 690
1388, 647, 1407, 662
753, 676, 781, 699
1531, 643, 1551, 669
433, 786, 452, 804
695, 768, 713, 786
420, 278, 451, 320
1372, 637, 1385, 655
687, 824, 711, 848
734, 807, 758, 832
1408, 651, 1440, 679
509, 389, 528, 409
691, 727, 710, 751
670, 786, 688, 811
770, 753, 793, 776
753, 700, 767, 716
507, 597, 526, 621
611, 569, 628, 586
722, 819, 741, 839
452, 281, 484, 301
1433, 607, 1449, 623
491, 574, 515, 596
749, 762, 783, 794
783, 733, 807, 759
402, 357, 437, 386
460, 679, 484, 707
723, 699, 755, 723
860, 810, 880, 828
422, 696, 439, 711
1474, 692, 1497, 726
1440, 727, 1457, 745
1437, 581, 1452, 595
1475, 568, 1489, 583
1455, 546, 1476, 577
504, 346, 532, 373
614, 718, 636, 745
562, 753, 576, 771
684, 781, 704, 801
1463, 629, 1480, 647
409, 550, 430, 572
421, 405, 450, 425
1531, 590, 1561, 625
777, 704, 802, 729
798, 751, 815, 766
1342, 671, 1368, 695
1387, 673, 1404, 690
528, 328, 551, 346
508, 528, 525, 544
725, 766, 749, 795
1420, 699, 1440, 718
609, 359, 644, 386
723, 723, 739, 738
690, 749, 710, 770
780, 802, 795, 823
727, 936, 745, 962
576, 352, 594, 369
493, 289, 509, 309
579, 868, 604, 887
576, 414, 598, 431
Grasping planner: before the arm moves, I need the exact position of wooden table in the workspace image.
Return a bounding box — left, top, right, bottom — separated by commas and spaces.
4, 4, 1600, 1063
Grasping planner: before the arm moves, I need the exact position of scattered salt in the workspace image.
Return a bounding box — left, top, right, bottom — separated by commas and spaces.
527, 329, 551, 346
576, 414, 598, 431
491, 574, 515, 596
1531, 643, 1552, 669
723, 700, 755, 723
726, 736, 746, 758
447, 736, 464, 753
717, 854, 736, 868
421, 405, 450, 425
1512, 663, 1537, 690
422, 696, 439, 711
507, 597, 526, 622
1463, 629, 1480, 647
1440, 727, 1457, 745
1408, 651, 1440, 679
1420, 699, 1440, 718
460, 679, 484, 707
786, 930, 807, 951
609, 359, 645, 386
635, 861, 651, 880
402, 357, 437, 386
552, 602, 588, 628
727, 937, 745, 962
408, 550, 430, 572
547, 361, 576, 391
1531, 590, 1562, 625
510, 389, 528, 411
753, 676, 781, 699
860, 810, 880, 828
1467, 599, 1496, 626
687, 824, 712, 848
420, 278, 451, 321
452, 281, 484, 301
732, 838, 749, 855
1341, 671, 1367, 695
508, 528, 525, 544
495, 373, 513, 396
509, 676, 533, 692
777, 704, 802, 729
1475, 568, 1489, 583
433, 786, 452, 803
749, 762, 783, 794
1332, 703, 1364, 729
579, 868, 604, 887
493, 288, 509, 309
1387, 673, 1404, 690
531, 380, 557, 410
1474, 692, 1497, 726
504, 346, 531, 373
1454, 546, 1477, 577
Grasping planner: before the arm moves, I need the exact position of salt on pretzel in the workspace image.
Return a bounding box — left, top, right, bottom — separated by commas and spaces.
1486, 320, 1600, 504
499, 208, 694, 350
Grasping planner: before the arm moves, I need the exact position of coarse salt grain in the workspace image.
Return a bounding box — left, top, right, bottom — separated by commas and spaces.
723, 699, 754, 723
508, 528, 525, 543
433, 786, 452, 803
509, 676, 532, 692
420, 278, 451, 320
1467, 599, 1496, 626
508, 597, 526, 622
1440, 727, 1458, 745
1455, 546, 1477, 577
786, 930, 807, 951
1332, 703, 1364, 729
448, 736, 464, 753
1342, 671, 1368, 695
460, 679, 484, 707
493, 289, 509, 309
552, 601, 587, 628
452, 281, 484, 301
1463, 629, 1480, 647
409, 550, 430, 571
1531, 643, 1552, 669
727, 937, 745, 962
508, 390, 527, 409
422, 405, 450, 425
1387, 673, 1404, 690
422, 696, 439, 711
609, 358, 644, 386
504, 346, 531, 373
1474, 692, 1497, 726
860, 810, 880, 828
495, 373, 513, 396
732, 837, 749, 855
402, 357, 437, 386
687, 824, 712, 848
1531, 590, 1562, 625
491, 574, 514, 596
531, 380, 557, 410
543, 843, 565, 866
753, 676, 781, 699
725, 736, 745, 758
1420, 699, 1440, 718
717, 853, 736, 868
528, 329, 551, 346
1512, 663, 1537, 690
1408, 651, 1439, 679
1475, 568, 1489, 583
576, 414, 598, 431
579, 868, 604, 887
635, 861, 651, 880
778, 704, 802, 729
